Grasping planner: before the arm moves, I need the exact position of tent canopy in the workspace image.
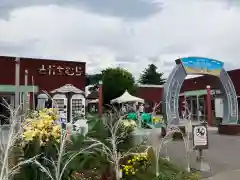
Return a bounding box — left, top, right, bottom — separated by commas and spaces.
51, 84, 85, 95
110, 90, 144, 104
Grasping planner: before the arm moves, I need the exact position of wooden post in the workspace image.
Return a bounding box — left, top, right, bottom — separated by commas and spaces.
98, 80, 103, 117
206, 85, 212, 126
24, 70, 28, 113
14, 57, 20, 110
197, 95, 200, 121
67, 92, 73, 123
14, 57, 20, 131
32, 76, 35, 110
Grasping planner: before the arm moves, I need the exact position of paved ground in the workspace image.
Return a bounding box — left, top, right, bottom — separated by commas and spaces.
202, 169, 240, 180
160, 128, 240, 179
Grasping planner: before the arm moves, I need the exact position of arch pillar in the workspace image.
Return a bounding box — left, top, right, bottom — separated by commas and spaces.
163, 57, 238, 125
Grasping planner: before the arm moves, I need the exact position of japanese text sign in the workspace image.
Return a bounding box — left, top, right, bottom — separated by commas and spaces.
38, 64, 83, 76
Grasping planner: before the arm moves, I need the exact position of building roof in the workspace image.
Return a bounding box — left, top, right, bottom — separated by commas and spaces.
137, 68, 240, 100
51, 84, 85, 94
86, 91, 98, 99
0, 55, 86, 64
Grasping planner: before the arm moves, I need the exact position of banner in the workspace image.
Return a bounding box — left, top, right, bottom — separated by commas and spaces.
180, 57, 224, 76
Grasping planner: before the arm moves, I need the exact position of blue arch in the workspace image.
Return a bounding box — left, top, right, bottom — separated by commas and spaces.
163, 56, 238, 125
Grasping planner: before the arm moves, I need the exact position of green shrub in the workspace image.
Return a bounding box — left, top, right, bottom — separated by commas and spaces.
151, 172, 200, 180
121, 155, 200, 180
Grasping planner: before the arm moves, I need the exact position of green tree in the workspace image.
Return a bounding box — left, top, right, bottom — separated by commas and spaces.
102, 67, 136, 104
139, 64, 166, 85
85, 73, 102, 86
85, 73, 102, 92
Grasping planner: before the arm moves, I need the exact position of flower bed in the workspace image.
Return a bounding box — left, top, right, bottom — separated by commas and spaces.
0, 108, 199, 180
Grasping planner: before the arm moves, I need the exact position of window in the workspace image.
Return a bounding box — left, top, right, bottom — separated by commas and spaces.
72, 99, 84, 116
54, 99, 65, 111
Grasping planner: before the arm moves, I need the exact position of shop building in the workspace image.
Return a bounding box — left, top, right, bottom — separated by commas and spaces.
0, 55, 86, 123
136, 69, 240, 123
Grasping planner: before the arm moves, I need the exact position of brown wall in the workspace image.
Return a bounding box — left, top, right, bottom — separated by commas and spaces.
181, 70, 240, 96
181, 75, 220, 92
0, 56, 86, 92
227, 69, 240, 96
136, 86, 163, 103
136, 69, 240, 104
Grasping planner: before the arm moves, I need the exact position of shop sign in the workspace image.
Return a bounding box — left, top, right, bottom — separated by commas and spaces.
38, 64, 83, 76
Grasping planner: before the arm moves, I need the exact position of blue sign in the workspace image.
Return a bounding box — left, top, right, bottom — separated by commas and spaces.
180, 57, 224, 76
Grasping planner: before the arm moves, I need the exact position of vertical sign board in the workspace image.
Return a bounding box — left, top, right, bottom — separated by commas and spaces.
192, 124, 208, 150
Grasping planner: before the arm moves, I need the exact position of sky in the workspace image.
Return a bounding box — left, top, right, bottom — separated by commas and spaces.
1, 0, 240, 79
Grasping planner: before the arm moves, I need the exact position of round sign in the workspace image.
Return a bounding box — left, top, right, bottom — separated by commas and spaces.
196, 127, 206, 137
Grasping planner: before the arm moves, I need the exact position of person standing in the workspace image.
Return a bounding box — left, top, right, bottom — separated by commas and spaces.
139, 103, 144, 114
198, 106, 203, 122
133, 102, 137, 112
121, 105, 126, 115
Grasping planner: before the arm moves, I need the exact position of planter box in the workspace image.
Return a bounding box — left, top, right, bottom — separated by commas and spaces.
132, 128, 163, 145
132, 128, 152, 145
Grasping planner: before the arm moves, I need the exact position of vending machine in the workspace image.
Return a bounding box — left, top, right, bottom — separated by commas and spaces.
53, 94, 68, 122
71, 94, 85, 121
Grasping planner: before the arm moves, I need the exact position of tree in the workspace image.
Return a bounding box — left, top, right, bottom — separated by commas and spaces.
85, 73, 102, 92
85, 73, 102, 86
102, 67, 136, 104
139, 64, 166, 85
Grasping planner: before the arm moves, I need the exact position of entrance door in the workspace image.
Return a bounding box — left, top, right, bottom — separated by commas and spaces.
186, 97, 197, 120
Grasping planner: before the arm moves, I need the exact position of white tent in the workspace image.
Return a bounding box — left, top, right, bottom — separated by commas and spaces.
110, 90, 144, 104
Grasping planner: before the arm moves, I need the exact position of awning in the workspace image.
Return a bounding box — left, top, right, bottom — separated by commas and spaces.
110, 90, 144, 104
0, 85, 39, 93
51, 84, 85, 95
183, 89, 221, 97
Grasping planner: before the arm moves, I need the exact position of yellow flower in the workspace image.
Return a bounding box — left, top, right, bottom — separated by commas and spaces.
23, 130, 37, 141
22, 108, 61, 145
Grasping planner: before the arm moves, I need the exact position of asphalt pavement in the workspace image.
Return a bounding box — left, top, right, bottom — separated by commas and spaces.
160, 128, 240, 179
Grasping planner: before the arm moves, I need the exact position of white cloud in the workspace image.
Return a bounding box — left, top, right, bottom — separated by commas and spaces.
0, 1, 240, 79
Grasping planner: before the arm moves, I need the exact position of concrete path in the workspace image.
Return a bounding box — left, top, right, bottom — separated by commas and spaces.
161, 129, 240, 179
202, 169, 240, 180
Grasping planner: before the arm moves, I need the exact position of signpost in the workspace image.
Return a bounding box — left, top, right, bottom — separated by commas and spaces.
192, 123, 208, 150
192, 123, 210, 172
